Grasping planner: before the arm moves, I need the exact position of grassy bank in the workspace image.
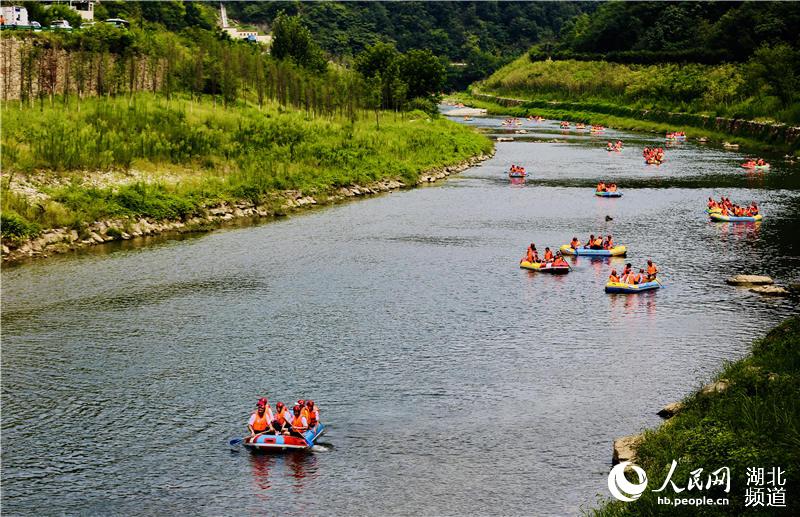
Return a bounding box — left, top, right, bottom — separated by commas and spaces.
448, 92, 790, 155
591, 316, 800, 516
480, 56, 799, 124
1, 93, 492, 240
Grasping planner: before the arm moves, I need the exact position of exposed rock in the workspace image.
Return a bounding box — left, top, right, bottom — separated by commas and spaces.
657, 402, 684, 419
496, 137, 514, 142
726, 275, 774, 286
613, 434, 643, 464
768, 373, 779, 382
701, 379, 730, 396
750, 285, 790, 296
1, 245, 9, 254
89, 232, 105, 244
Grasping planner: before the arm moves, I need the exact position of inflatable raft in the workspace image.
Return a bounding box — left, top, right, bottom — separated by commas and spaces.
243, 423, 326, 452
595, 191, 622, 197
741, 163, 770, 170
605, 280, 660, 294
705, 207, 722, 214
709, 213, 762, 222
509, 172, 527, 178
560, 244, 627, 257
520, 261, 570, 274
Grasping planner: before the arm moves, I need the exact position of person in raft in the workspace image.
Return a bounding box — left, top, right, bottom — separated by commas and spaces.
248, 398, 275, 438
543, 247, 554, 263
607, 183, 618, 192
620, 263, 633, 282
521, 243, 539, 263
646, 260, 658, 281
271, 401, 292, 434
586, 234, 603, 250
552, 251, 568, 267
608, 269, 620, 283
570, 237, 581, 249
289, 404, 309, 437
603, 234, 614, 249
597, 181, 607, 192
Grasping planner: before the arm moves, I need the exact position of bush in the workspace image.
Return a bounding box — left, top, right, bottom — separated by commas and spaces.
1, 212, 40, 238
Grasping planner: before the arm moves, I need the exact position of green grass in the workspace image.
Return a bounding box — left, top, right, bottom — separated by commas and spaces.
589, 317, 800, 516
1, 94, 492, 238
479, 56, 796, 124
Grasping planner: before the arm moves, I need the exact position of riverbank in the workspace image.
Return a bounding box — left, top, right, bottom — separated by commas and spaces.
1, 151, 493, 263
1, 93, 493, 263
449, 91, 800, 156
592, 316, 800, 516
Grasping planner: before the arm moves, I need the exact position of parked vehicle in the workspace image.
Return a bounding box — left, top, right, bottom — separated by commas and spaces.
105, 18, 130, 28
50, 20, 71, 29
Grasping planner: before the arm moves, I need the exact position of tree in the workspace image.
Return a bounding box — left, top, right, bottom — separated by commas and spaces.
355, 42, 403, 109
747, 44, 799, 107
270, 12, 327, 73
398, 49, 445, 101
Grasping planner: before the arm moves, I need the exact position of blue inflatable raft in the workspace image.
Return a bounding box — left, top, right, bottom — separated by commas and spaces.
560, 244, 627, 257
243, 423, 326, 452
605, 280, 661, 294
595, 191, 622, 197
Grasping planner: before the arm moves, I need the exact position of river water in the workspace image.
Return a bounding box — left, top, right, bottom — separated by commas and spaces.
2, 110, 798, 516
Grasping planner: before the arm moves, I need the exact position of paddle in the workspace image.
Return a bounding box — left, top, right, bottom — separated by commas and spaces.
229, 437, 244, 449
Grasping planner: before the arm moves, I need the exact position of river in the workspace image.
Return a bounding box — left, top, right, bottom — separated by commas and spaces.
2, 110, 798, 516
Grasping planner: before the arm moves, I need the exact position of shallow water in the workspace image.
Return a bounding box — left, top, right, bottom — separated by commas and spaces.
2, 110, 799, 516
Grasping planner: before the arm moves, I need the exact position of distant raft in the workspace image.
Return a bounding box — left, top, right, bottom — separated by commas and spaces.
605, 280, 661, 294
709, 213, 763, 222
595, 191, 623, 197
519, 261, 570, 274
560, 244, 627, 257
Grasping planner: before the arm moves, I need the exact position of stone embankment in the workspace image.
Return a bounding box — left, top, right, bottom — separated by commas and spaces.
2, 151, 494, 263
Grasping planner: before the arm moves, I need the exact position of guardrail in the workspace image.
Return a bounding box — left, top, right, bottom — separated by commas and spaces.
0, 25, 74, 32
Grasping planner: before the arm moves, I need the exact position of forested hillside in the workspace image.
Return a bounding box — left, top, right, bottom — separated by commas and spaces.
471, 1, 800, 128
224, 1, 594, 87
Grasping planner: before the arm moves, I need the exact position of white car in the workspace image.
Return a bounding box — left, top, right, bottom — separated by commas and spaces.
50, 20, 71, 29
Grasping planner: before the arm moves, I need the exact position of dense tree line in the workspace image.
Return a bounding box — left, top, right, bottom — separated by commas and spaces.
552, 1, 800, 63
224, 1, 594, 89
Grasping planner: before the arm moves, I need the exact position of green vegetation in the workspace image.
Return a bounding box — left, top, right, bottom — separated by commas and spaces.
224, 1, 595, 89
477, 55, 800, 125
552, 1, 799, 64
591, 316, 800, 516
1, 94, 491, 238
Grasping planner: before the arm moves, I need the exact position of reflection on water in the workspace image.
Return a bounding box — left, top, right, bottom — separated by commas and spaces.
1, 110, 798, 516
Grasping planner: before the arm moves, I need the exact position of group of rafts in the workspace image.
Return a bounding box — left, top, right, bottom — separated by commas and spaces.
232, 397, 325, 452
515, 128, 768, 293
519, 237, 660, 293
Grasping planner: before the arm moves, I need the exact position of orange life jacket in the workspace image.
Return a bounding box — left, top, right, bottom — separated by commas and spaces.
544, 250, 553, 261
292, 415, 307, 430
629, 273, 640, 284
526, 249, 534, 262
594, 238, 603, 247
570, 239, 579, 249
252, 411, 269, 432
609, 274, 619, 283
274, 408, 288, 425
647, 264, 657, 275
308, 409, 318, 427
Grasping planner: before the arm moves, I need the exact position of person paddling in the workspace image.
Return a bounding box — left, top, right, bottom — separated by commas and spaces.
552, 252, 568, 267
646, 260, 658, 281
272, 401, 291, 434
248, 398, 274, 438
289, 404, 309, 437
